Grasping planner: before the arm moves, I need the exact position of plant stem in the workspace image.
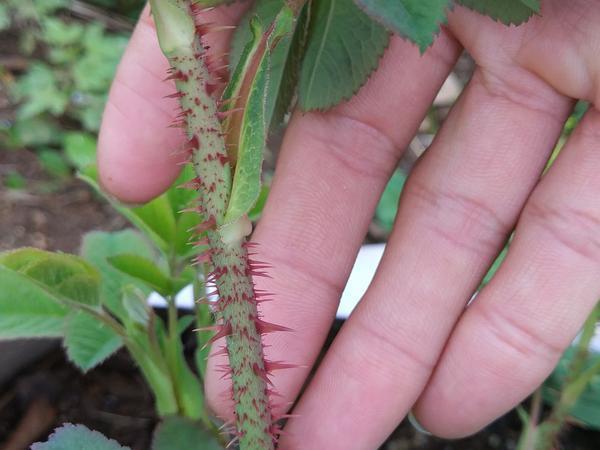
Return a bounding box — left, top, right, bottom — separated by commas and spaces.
535, 303, 600, 449
286, 0, 308, 15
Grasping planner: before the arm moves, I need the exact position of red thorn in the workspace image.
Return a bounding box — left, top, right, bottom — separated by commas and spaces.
179, 206, 201, 214
192, 236, 209, 247
163, 91, 185, 99
175, 156, 192, 166
264, 360, 299, 372
252, 363, 272, 385
226, 436, 239, 449
255, 319, 292, 334
178, 177, 201, 190
216, 107, 244, 121
267, 388, 284, 399
207, 322, 232, 346
249, 262, 272, 270
218, 420, 235, 431
205, 81, 219, 96
210, 346, 229, 358
193, 251, 212, 265
217, 96, 240, 108
188, 134, 200, 150
194, 324, 221, 333
275, 413, 300, 420
248, 269, 272, 278
195, 297, 211, 306
168, 121, 187, 129
216, 152, 229, 165
195, 216, 216, 234
164, 70, 188, 82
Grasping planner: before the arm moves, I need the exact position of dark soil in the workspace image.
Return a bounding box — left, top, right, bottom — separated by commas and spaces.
0, 347, 156, 450
0, 149, 126, 253
1, 325, 599, 450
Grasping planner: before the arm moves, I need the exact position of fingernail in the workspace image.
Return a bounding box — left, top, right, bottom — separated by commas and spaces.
408, 411, 432, 436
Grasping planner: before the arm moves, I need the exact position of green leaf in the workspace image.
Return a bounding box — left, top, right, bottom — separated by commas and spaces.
298, 0, 389, 110
131, 197, 177, 250
122, 285, 151, 327
481, 245, 508, 287
354, 0, 449, 51
248, 183, 270, 221
78, 170, 172, 255
0, 266, 68, 338
12, 63, 69, 119
0, 5, 10, 31
107, 254, 174, 296
4, 170, 27, 190
271, 4, 311, 128
3, 116, 64, 148
456, 0, 539, 25
230, 0, 300, 131
64, 132, 97, 171
543, 348, 600, 430
37, 148, 71, 179
74, 25, 128, 93
32, 424, 130, 450
41, 17, 84, 46
0, 248, 100, 307
80, 230, 155, 318
223, 8, 294, 224
152, 417, 221, 450
64, 311, 122, 372
375, 170, 406, 232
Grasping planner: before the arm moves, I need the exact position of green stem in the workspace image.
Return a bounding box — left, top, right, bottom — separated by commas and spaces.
517, 389, 543, 450
286, 0, 308, 16
535, 303, 600, 449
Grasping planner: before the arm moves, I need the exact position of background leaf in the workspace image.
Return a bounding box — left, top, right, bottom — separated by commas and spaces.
63, 311, 122, 372
151, 417, 221, 450
107, 254, 174, 296
32, 424, 130, 450
456, 0, 539, 25
354, 0, 449, 51
543, 348, 600, 430
298, 0, 389, 110
0, 248, 100, 307
79, 168, 196, 259
80, 230, 155, 319
0, 266, 68, 338
375, 170, 406, 232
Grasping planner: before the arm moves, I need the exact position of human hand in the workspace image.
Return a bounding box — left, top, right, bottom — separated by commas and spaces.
98, 1, 600, 448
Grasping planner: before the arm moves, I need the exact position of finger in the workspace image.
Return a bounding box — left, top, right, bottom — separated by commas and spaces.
97, 3, 245, 203
205, 33, 461, 419
414, 107, 600, 438
279, 68, 572, 448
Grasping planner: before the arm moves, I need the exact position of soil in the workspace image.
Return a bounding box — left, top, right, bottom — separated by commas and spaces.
0, 149, 126, 253
1, 322, 599, 450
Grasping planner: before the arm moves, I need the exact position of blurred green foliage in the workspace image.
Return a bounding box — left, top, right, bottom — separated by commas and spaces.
0, 0, 143, 178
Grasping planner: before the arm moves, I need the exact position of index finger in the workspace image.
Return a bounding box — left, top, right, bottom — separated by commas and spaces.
97, 3, 246, 203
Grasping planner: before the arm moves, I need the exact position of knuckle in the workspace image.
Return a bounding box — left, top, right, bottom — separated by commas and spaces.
523, 200, 600, 265
477, 305, 564, 363
301, 111, 400, 180
406, 179, 510, 255
347, 315, 435, 380
474, 68, 565, 123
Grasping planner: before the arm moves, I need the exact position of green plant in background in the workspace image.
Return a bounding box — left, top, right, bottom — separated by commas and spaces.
3, 0, 599, 449
0, 0, 138, 180
0, 158, 231, 447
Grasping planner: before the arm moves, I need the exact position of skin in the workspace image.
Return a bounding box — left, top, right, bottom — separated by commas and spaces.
98, 1, 600, 448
